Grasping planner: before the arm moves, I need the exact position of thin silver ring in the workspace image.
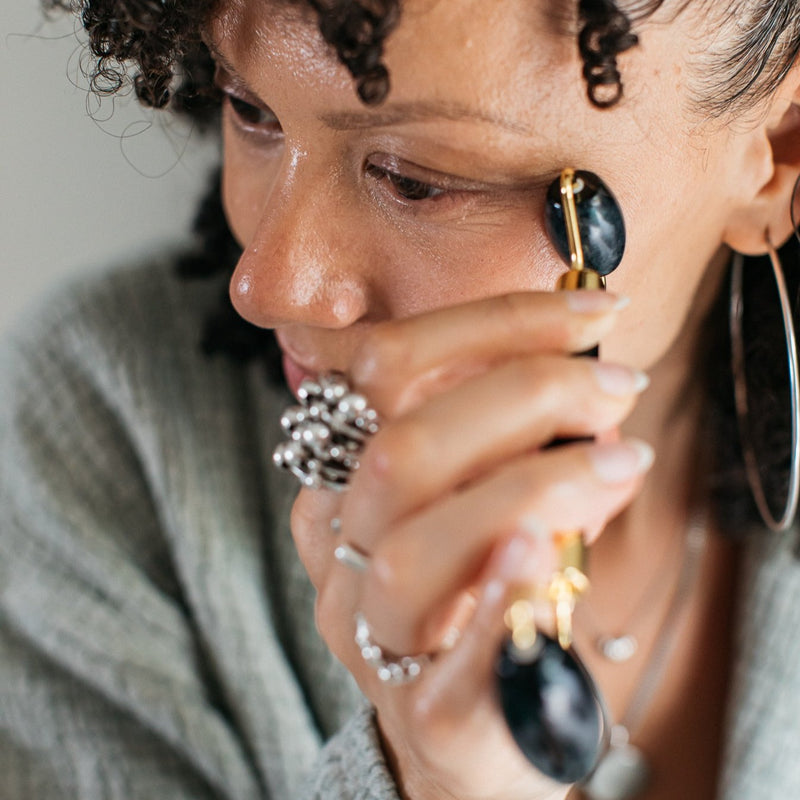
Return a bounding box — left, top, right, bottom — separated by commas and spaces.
334, 543, 370, 573
730, 240, 800, 531
354, 613, 431, 685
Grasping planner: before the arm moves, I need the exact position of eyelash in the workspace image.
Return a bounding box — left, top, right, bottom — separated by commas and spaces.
365, 162, 449, 203
218, 85, 283, 141
216, 67, 473, 209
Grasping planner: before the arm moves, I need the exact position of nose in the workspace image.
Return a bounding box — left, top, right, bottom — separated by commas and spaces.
229, 159, 373, 331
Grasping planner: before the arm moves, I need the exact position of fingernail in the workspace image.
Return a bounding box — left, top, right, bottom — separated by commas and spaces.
589, 439, 654, 483
567, 291, 630, 314
497, 535, 540, 582
519, 514, 549, 542
592, 362, 650, 396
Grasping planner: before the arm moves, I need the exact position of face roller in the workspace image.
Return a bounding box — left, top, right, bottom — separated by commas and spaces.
494, 169, 626, 784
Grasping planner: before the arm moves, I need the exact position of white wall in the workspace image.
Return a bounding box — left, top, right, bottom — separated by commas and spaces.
1, 2, 220, 334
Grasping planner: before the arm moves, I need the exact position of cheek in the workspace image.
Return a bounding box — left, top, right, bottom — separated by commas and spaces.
601, 172, 731, 370
378, 223, 568, 318
372, 201, 569, 318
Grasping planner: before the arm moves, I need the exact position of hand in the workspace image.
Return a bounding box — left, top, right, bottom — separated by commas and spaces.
291, 290, 652, 800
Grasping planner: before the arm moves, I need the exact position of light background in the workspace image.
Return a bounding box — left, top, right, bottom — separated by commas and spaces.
1, 1, 220, 334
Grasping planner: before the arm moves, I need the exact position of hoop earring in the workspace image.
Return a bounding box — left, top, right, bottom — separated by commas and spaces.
792, 173, 800, 246
730, 235, 800, 531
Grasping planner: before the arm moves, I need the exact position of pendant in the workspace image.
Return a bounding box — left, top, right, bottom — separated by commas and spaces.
598, 634, 638, 663
580, 726, 650, 800
495, 633, 605, 784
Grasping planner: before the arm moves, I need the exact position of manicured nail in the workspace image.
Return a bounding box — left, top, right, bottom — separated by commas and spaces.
589, 439, 654, 483
566, 291, 630, 314
592, 362, 650, 396
497, 535, 540, 582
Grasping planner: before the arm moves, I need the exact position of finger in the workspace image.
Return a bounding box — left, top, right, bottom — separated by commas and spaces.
388, 535, 558, 797
347, 355, 647, 534
351, 291, 628, 416
291, 488, 344, 590
358, 438, 653, 653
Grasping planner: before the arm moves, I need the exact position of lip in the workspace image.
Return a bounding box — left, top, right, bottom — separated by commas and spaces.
282, 351, 315, 397
275, 333, 327, 396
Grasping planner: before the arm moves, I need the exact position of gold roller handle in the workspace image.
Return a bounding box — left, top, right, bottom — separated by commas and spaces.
548, 169, 601, 649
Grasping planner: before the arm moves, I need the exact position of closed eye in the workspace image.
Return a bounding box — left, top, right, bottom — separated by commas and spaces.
365, 163, 446, 201
214, 65, 283, 141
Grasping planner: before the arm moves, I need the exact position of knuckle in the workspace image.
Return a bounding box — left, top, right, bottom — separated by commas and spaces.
289, 496, 315, 553
493, 293, 537, 339
351, 324, 409, 400
370, 535, 420, 611
495, 292, 571, 348
409, 690, 443, 734
360, 418, 431, 487
314, 586, 338, 645
506, 355, 555, 399
509, 461, 551, 509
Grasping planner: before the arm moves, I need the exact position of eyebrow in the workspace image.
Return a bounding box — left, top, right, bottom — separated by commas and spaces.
205, 38, 532, 137
318, 103, 532, 135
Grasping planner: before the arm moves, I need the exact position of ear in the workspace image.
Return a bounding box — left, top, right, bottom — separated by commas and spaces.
723, 65, 800, 255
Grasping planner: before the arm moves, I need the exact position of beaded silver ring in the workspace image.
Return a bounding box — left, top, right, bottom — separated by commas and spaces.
354, 613, 430, 685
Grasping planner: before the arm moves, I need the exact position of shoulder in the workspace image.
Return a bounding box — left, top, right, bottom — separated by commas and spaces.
2, 255, 224, 391
0, 253, 286, 453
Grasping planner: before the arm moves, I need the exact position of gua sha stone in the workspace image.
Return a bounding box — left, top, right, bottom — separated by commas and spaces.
544, 170, 626, 276
495, 633, 605, 784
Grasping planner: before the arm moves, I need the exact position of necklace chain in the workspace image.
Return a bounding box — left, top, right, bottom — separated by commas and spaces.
576, 517, 690, 663
579, 509, 709, 800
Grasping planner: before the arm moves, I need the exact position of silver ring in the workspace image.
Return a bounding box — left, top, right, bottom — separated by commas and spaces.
273, 372, 380, 491
354, 613, 431, 685
334, 542, 371, 573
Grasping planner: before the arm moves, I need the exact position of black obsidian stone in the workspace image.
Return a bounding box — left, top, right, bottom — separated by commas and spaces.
544, 170, 626, 276
495, 634, 604, 784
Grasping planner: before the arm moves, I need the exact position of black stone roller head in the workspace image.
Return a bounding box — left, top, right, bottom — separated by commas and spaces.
544, 170, 626, 276
496, 634, 606, 783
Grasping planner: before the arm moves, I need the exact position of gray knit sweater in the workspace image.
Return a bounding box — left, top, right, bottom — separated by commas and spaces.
0, 258, 398, 799
3, 258, 800, 799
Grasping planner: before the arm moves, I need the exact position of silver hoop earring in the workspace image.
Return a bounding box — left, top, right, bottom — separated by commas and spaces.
730, 237, 800, 531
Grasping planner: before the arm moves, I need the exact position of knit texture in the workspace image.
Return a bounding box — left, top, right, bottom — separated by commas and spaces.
2, 258, 800, 798
0, 258, 397, 799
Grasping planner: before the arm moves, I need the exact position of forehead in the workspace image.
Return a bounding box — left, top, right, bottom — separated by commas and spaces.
211, 0, 706, 146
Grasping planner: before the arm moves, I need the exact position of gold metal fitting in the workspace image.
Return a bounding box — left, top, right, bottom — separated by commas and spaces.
548, 531, 590, 649
556, 168, 606, 292
504, 598, 538, 652
502, 530, 590, 654
547, 169, 598, 650
557, 270, 606, 292
554, 529, 586, 572
560, 168, 585, 272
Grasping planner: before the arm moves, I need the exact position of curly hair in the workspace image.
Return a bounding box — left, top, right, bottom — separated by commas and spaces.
49, 0, 800, 536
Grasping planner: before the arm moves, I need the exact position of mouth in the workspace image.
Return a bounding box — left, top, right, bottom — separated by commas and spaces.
281, 351, 316, 398
275, 330, 348, 398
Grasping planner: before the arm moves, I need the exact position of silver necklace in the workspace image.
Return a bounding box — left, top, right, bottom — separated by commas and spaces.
579, 510, 708, 800
577, 527, 685, 664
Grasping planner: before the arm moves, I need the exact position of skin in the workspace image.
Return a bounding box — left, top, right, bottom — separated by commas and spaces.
206, 0, 800, 797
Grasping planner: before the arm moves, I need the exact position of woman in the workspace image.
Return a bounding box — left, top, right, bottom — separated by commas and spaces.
3, 0, 800, 798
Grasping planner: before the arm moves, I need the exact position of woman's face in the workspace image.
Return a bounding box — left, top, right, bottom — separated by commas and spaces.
210, 0, 772, 391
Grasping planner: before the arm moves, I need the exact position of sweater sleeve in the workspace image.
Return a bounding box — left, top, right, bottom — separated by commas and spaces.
0, 260, 402, 800
300, 702, 401, 800
0, 263, 264, 800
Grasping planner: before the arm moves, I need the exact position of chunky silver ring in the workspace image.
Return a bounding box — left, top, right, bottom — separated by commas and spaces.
273, 372, 380, 491
354, 613, 431, 685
